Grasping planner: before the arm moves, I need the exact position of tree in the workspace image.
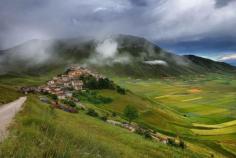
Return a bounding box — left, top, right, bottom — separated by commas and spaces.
116, 86, 126, 95
86, 77, 98, 89
49, 94, 58, 101
123, 105, 138, 123
62, 99, 76, 107
97, 78, 114, 89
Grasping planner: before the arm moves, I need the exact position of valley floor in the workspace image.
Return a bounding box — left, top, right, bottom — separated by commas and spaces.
113, 74, 236, 157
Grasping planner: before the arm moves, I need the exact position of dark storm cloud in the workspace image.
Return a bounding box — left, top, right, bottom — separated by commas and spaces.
0, 0, 236, 56
215, 0, 234, 7
158, 37, 236, 56
129, 0, 148, 6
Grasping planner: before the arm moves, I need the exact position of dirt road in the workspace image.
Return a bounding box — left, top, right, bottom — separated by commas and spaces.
0, 97, 27, 141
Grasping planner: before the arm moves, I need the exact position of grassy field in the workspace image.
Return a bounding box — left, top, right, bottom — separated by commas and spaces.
113, 75, 236, 123
95, 90, 193, 135
0, 96, 204, 158
0, 85, 22, 105
111, 74, 236, 157
193, 120, 236, 129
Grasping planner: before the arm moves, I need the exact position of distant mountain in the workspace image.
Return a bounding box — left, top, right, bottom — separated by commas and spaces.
217, 54, 236, 66
0, 35, 235, 77
184, 55, 236, 72
223, 60, 236, 66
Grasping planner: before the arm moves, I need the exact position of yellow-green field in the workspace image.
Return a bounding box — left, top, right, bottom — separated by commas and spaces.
193, 120, 236, 129
111, 74, 236, 157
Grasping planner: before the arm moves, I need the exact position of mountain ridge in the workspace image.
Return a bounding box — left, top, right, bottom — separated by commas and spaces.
0, 35, 235, 77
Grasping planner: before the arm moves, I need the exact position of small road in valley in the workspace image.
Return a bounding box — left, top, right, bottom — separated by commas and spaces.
0, 97, 27, 142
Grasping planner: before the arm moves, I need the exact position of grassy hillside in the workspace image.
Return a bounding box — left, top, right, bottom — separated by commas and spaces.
0, 67, 64, 86
0, 96, 203, 158
92, 90, 192, 135
0, 85, 21, 105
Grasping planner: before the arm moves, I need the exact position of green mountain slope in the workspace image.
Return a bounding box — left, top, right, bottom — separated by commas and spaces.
0, 35, 235, 77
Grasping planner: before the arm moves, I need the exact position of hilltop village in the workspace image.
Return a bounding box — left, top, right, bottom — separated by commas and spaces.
38, 66, 104, 100
21, 66, 105, 97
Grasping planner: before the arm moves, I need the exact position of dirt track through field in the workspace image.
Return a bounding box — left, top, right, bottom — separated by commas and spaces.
0, 97, 27, 142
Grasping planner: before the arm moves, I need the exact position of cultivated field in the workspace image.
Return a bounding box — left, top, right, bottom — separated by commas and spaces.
112, 74, 236, 157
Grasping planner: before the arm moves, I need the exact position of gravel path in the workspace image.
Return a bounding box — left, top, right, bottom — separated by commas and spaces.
0, 97, 27, 141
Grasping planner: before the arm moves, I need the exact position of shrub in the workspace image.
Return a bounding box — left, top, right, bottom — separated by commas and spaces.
48, 94, 58, 101
112, 112, 117, 117
73, 90, 113, 105
116, 86, 126, 95
135, 128, 152, 139
100, 115, 108, 122
168, 138, 186, 149
179, 140, 186, 149
62, 99, 76, 108
144, 130, 152, 139
167, 138, 176, 146
97, 95, 113, 104
86, 108, 99, 117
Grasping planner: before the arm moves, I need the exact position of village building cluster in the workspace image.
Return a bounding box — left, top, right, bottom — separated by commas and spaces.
20, 66, 104, 100
38, 66, 104, 99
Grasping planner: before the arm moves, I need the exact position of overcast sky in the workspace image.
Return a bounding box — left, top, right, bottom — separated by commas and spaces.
1, 0, 236, 60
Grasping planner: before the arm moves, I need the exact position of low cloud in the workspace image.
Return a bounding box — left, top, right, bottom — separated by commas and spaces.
218, 54, 236, 61
87, 37, 131, 66
95, 38, 118, 58
143, 60, 168, 66
0, 39, 56, 74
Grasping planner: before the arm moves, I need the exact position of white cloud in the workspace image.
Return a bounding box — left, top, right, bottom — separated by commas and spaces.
95, 38, 118, 58
94, 7, 108, 13
218, 54, 236, 61
143, 60, 168, 66
87, 37, 131, 66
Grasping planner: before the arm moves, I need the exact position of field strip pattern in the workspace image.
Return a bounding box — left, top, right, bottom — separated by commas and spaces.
193, 120, 236, 129
182, 97, 203, 102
